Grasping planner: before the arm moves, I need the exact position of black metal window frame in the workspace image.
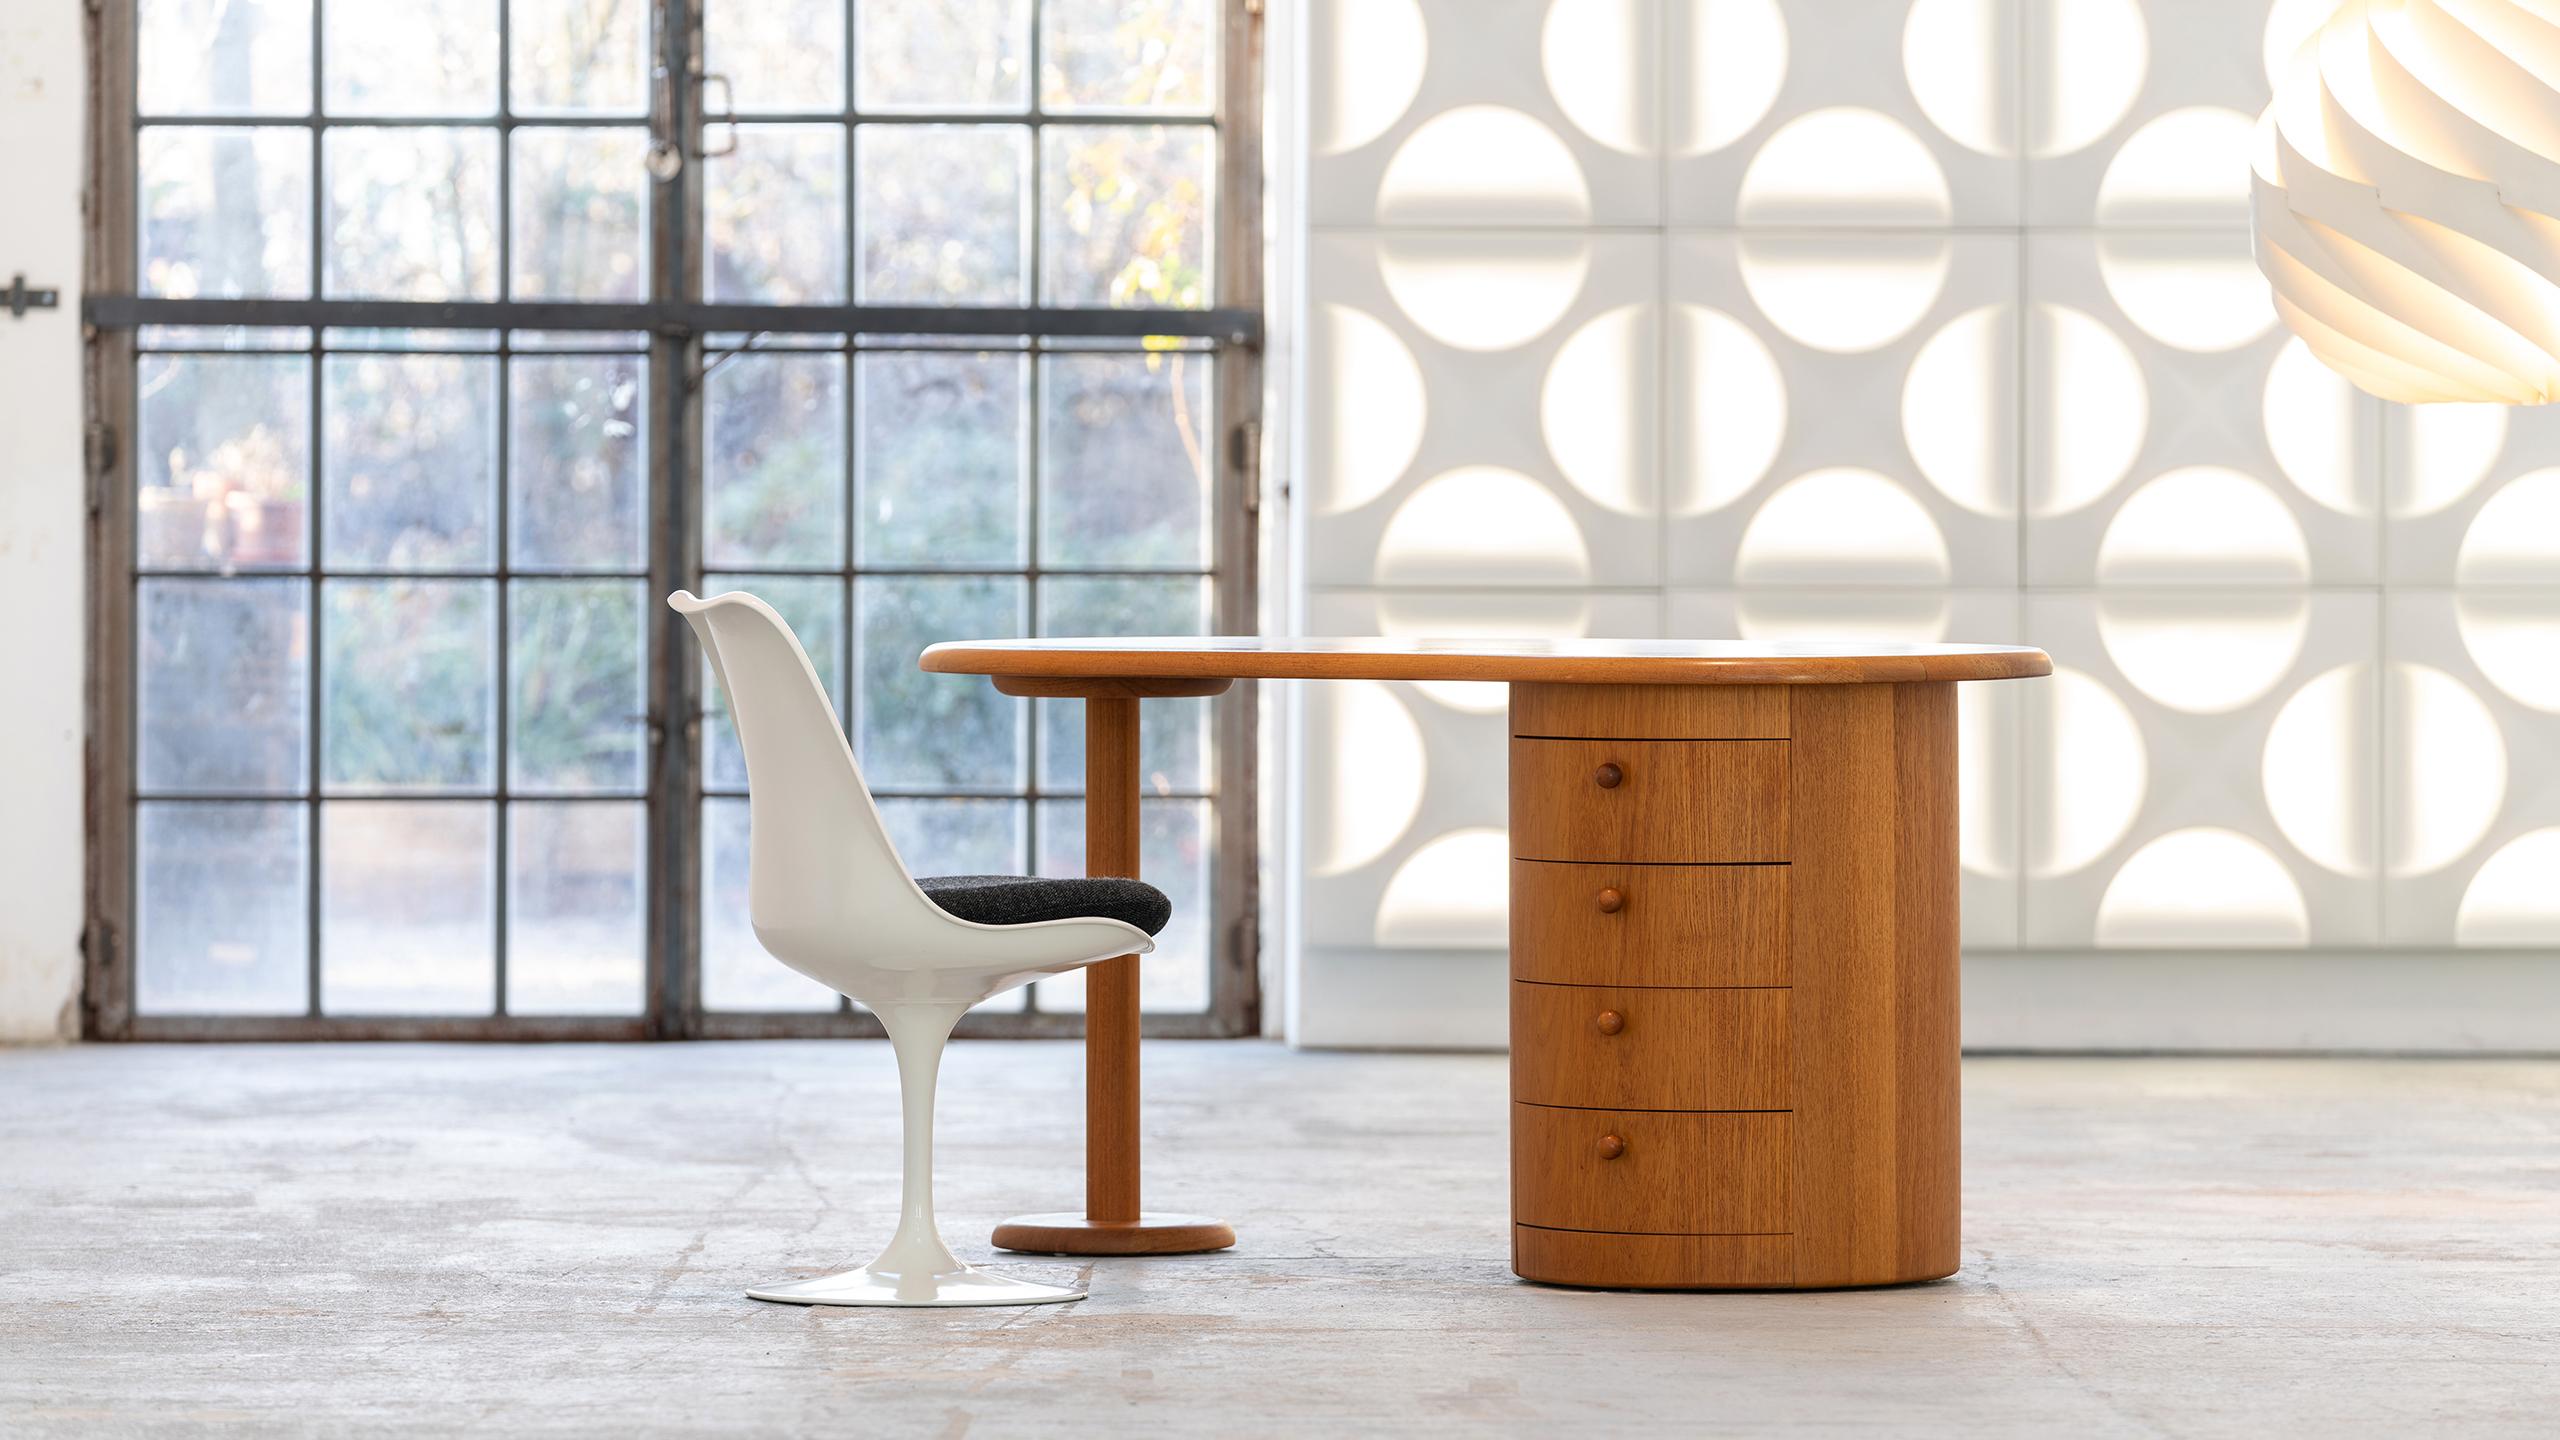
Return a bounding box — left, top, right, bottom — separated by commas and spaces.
80, 0, 1265, 1042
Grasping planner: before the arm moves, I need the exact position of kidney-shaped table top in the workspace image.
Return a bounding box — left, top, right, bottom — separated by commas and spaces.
921, 636, 2053, 687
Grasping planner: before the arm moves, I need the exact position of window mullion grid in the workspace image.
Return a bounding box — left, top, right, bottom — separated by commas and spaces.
659, 0, 707, 1037
104, 0, 1258, 1037
837, 0, 860, 1017
491, 0, 516, 1019
1020, 0, 1049, 1015
301, 0, 330, 1020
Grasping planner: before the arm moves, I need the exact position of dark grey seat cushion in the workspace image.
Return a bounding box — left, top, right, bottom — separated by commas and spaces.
917, 874, 1172, 936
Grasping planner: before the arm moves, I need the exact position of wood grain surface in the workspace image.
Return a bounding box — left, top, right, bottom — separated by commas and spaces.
1512, 682, 1790, 739
1508, 860, 1790, 988
1083, 696, 1143, 1223
1511, 1105, 1792, 1236
1510, 739, 1790, 863
1784, 682, 1961, 1287
923, 636, 2053, 686
988, 675, 1234, 699
1511, 1227, 1796, 1289
1510, 982, 1790, 1111
988, 695, 1235, 1258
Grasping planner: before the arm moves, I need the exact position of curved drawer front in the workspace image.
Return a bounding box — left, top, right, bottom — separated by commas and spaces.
1512, 1227, 1796, 1290
1509, 860, 1789, 987
1511, 1105, 1791, 1235
1509, 739, 1789, 863
1511, 982, 1789, 1110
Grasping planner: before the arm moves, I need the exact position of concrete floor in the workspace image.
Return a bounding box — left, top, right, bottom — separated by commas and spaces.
2, 1044, 2555, 1437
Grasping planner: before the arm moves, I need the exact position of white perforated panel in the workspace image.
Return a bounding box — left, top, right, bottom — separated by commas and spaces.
1296, 0, 2560, 990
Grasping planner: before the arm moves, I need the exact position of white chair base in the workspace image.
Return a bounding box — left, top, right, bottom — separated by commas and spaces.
747, 1263, 1085, 1308
740, 998, 1091, 1309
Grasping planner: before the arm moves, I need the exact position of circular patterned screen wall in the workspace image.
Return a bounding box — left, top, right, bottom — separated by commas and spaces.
1302, 0, 2560, 961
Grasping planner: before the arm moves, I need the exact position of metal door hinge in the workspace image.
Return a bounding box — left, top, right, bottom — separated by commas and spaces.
5, 275, 61, 318
85, 421, 116, 515
1229, 419, 1262, 514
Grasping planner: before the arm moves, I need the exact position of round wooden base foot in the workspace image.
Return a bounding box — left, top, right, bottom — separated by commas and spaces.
990, 1212, 1236, 1256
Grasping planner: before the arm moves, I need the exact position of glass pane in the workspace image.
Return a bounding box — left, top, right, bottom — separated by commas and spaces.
137, 353, 311, 571
139, 325, 314, 351
322, 579, 497, 791
510, 127, 648, 301
139, 127, 312, 298
510, 0, 649, 116
703, 351, 847, 568
322, 0, 498, 116
321, 800, 496, 1013
1032, 798, 1209, 1012
511, 580, 645, 794
877, 798, 1026, 874
704, 0, 845, 112
138, 579, 310, 795
140, 0, 313, 117
856, 350, 1026, 566
858, 0, 1031, 113
323, 353, 497, 569
321, 327, 500, 351
856, 125, 1027, 305
1038, 351, 1211, 566
512, 330, 649, 351
323, 127, 500, 300
699, 573, 844, 791
1036, 575, 1209, 792
509, 353, 644, 570
135, 801, 309, 1015
1040, 0, 1215, 113
705, 126, 847, 304
702, 797, 839, 1010
707, 331, 845, 350
508, 801, 645, 1015
856, 576, 1026, 791
1040, 125, 1211, 307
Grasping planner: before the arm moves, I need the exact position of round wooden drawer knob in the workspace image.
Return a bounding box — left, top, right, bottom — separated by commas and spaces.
1593, 762, 1624, 789
1597, 1134, 1626, 1161
1595, 887, 1625, 914
1595, 1010, 1625, 1036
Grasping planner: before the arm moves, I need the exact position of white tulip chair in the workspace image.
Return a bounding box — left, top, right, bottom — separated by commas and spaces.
672, 589, 1168, 1307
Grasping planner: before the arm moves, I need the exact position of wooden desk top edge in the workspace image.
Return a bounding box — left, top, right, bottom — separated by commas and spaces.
920, 637, 2054, 686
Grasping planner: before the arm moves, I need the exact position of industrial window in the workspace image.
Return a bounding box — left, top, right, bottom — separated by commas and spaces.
82, 0, 1263, 1039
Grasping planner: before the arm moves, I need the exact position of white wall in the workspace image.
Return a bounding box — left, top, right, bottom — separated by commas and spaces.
0, 0, 89, 1042
1284, 0, 2560, 1050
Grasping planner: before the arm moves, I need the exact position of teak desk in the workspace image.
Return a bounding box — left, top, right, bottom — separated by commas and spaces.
920, 638, 2051, 1289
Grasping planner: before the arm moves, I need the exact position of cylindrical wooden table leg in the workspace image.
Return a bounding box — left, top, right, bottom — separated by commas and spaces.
989, 695, 1234, 1257
1084, 697, 1142, 1223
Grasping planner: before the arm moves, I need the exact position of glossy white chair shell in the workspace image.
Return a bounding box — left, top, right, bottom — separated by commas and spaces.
672, 589, 1156, 1307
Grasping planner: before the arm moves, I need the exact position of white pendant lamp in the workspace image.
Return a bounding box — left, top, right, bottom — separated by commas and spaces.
2252, 0, 2560, 404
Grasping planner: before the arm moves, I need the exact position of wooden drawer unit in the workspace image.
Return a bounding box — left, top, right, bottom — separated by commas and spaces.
1511, 983, 1789, 1111
1500, 681, 1979, 1289
1509, 739, 1789, 863
1511, 1105, 1791, 1236
1509, 860, 1789, 987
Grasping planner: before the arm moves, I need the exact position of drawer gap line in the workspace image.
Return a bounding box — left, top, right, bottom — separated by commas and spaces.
1514, 1223, 1797, 1239
1513, 1101, 1795, 1116
1509, 978, 1793, 992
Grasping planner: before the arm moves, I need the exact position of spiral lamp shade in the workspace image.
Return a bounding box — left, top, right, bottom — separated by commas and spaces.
2253, 0, 2560, 404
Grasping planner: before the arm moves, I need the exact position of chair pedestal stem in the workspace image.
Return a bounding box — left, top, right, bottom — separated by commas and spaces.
745, 999, 1086, 1307
872, 1000, 969, 1280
